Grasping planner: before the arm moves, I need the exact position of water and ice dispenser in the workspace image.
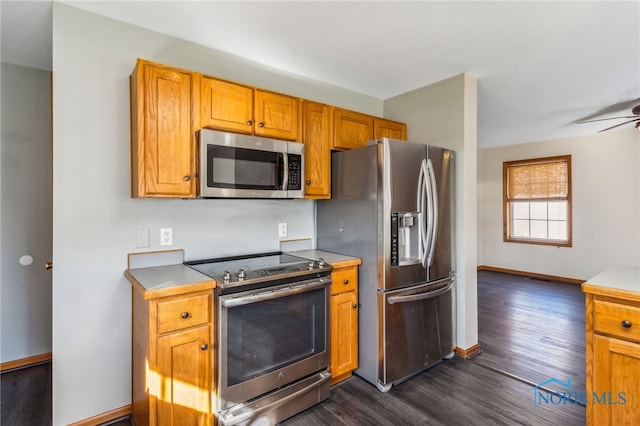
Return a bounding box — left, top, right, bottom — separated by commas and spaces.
390, 212, 421, 266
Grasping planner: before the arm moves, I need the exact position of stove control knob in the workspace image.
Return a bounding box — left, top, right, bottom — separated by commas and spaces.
222, 271, 231, 283
317, 258, 326, 268
308, 261, 316, 270
238, 269, 246, 280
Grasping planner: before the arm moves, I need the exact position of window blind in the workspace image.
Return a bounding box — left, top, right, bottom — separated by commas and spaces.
506, 159, 569, 201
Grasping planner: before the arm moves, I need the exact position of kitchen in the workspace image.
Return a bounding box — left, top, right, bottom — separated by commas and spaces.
1, 2, 639, 426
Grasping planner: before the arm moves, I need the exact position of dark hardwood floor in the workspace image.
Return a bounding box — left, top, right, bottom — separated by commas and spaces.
0, 271, 586, 425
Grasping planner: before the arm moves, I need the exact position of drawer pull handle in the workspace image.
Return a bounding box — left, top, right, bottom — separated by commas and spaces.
201, 344, 208, 350
343, 279, 349, 285
621, 320, 632, 328
181, 312, 189, 319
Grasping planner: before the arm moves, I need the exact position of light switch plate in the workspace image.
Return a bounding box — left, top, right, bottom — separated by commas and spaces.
278, 222, 287, 238
136, 228, 150, 248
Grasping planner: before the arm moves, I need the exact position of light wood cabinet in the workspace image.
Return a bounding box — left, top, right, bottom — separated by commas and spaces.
199, 76, 253, 134
374, 118, 407, 140
200, 76, 299, 141
130, 284, 214, 426
329, 264, 359, 385
333, 108, 407, 150
584, 284, 640, 425
130, 59, 197, 198
332, 108, 374, 150
301, 101, 332, 199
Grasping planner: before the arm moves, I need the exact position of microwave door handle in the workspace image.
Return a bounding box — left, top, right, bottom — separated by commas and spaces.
282, 152, 289, 190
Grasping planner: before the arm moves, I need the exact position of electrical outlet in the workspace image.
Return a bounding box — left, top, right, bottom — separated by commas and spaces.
160, 228, 173, 246
278, 222, 287, 238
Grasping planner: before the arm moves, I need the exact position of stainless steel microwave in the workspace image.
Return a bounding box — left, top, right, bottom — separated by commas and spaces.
199, 129, 304, 198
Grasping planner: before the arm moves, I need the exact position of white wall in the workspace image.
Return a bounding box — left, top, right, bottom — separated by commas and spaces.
51, 4, 381, 424
478, 128, 640, 280
384, 73, 479, 351
0, 63, 53, 363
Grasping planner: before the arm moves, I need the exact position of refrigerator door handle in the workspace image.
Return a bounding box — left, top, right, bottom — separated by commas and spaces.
426, 159, 438, 267
417, 159, 428, 267
387, 279, 454, 304
423, 159, 434, 268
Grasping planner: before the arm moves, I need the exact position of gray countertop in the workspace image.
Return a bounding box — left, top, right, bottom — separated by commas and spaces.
288, 250, 361, 267
583, 266, 640, 293
126, 264, 215, 299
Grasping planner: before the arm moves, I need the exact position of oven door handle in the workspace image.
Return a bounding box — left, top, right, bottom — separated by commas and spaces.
221, 277, 331, 308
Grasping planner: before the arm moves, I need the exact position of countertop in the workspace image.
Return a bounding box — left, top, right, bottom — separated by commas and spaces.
125, 264, 215, 300
289, 250, 362, 268
582, 266, 640, 301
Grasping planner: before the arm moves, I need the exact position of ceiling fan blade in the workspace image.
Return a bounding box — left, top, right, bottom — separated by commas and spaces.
598, 118, 640, 132
577, 116, 638, 124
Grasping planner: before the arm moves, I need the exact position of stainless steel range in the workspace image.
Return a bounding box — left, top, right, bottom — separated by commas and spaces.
185, 252, 332, 426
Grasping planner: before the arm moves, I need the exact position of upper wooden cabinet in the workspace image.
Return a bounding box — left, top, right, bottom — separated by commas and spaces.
200, 76, 253, 134
130, 59, 197, 198
333, 108, 407, 150
254, 89, 299, 140
200, 76, 299, 141
374, 118, 407, 140
301, 101, 332, 199
332, 108, 374, 150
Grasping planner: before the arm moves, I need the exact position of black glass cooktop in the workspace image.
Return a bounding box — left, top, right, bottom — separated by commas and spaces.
185, 251, 331, 288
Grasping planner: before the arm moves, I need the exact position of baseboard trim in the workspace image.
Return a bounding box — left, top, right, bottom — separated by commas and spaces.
0, 352, 52, 372
455, 344, 482, 359
68, 405, 132, 426
477, 265, 584, 285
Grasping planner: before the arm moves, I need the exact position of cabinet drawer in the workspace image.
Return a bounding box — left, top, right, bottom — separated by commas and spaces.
331, 268, 358, 295
157, 293, 210, 334
594, 299, 640, 342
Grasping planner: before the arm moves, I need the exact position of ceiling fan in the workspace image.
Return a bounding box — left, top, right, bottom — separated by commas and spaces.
577, 103, 640, 132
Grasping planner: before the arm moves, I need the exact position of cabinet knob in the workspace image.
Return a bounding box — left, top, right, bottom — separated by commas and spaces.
621, 320, 632, 328
258, 122, 265, 128
183, 175, 190, 181
343, 279, 349, 285
306, 180, 312, 185
181, 312, 189, 319
247, 120, 253, 126
201, 343, 208, 350
45, 261, 53, 270
353, 304, 358, 309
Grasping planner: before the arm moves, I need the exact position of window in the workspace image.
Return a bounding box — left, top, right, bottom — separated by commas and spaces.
503, 155, 572, 246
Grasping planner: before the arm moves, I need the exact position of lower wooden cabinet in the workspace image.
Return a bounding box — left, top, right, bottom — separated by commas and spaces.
584, 284, 640, 425
132, 287, 214, 426
329, 264, 359, 385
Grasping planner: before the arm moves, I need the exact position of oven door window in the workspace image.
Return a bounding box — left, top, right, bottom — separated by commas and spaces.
226, 287, 326, 387
207, 145, 284, 190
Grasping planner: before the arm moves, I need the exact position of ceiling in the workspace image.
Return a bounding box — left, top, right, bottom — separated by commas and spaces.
2, 1, 639, 148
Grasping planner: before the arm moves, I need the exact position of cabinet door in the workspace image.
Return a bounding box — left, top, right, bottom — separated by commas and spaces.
592, 334, 640, 425
301, 101, 331, 199
330, 291, 358, 384
156, 325, 211, 426
133, 62, 196, 197
333, 108, 374, 150
200, 77, 253, 134
254, 90, 299, 140
374, 118, 407, 141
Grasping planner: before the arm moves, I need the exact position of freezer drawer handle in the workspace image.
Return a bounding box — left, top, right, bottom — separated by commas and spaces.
387, 280, 454, 304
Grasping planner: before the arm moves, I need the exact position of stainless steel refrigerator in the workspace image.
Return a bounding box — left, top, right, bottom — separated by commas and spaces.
317, 138, 454, 392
